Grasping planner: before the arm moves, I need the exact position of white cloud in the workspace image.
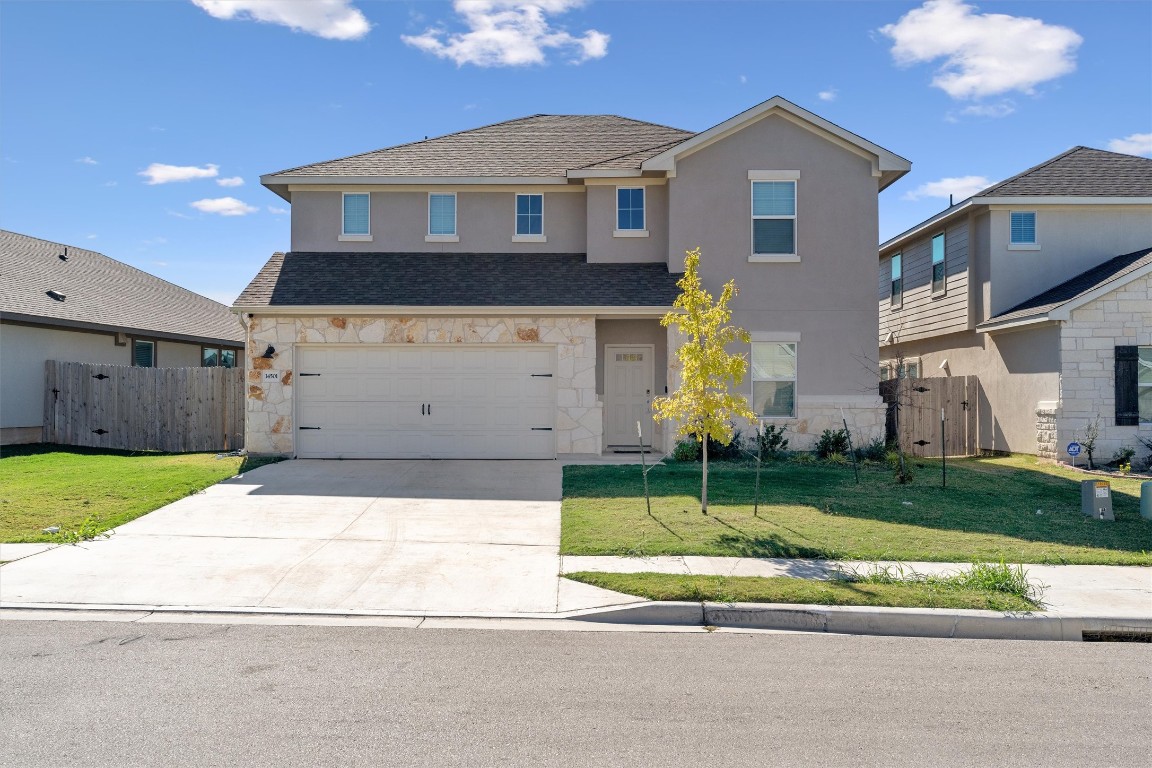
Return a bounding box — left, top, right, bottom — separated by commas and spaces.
880, 0, 1081, 100
151, 261, 169, 267
956, 101, 1015, 119
739, 75, 747, 85
86, 234, 98, 240
1107, 132, 1152, 157
190, 0, 370, 40
267, 206, 289, 215
902, 175, 992, 202
818, 88, 838, 102
190, 197, 258, 216
103, 181, 118, 187
76, 156, 99, 165
216, 176, 245, 187
140, 163, 219, 185
142, 237, 168, 247
402, 0, 609, 67
166, 208, 194, 220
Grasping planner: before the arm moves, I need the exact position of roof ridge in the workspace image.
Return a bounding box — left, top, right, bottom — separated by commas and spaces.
597, 114, 693, 133
265, 114, 551, 177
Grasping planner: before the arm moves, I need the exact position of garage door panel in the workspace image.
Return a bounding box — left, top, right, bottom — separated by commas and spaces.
295, 345, 557, 459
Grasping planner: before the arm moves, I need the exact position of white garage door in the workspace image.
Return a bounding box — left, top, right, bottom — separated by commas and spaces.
295, 345, 557, 459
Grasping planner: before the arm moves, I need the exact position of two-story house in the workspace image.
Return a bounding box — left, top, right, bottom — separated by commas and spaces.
234, 97, 910, 459
879, 147, 1152, 460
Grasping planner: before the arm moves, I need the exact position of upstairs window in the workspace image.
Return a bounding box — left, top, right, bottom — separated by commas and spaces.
616, 187, 645, 231
752, 342, 797, 418
1010, 211, 1036, 244
931, 232, 946, 294
890, 253, 903, 307
133, 340, 155, 368
751, 181, 796, 255
429, 193, 457, 236
342, 193, 370, 236
516, 194, 543, 236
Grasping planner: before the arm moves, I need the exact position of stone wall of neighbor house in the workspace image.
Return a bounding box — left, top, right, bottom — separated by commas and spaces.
1036, 404, 1058, 459
244, 315, 600, 455
1056, 274, 1152, 462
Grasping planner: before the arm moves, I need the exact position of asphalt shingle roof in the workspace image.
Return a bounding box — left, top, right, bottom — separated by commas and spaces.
0, 230, 243, 343
266, 115, 694, 178
236, 252, 682, 308
983, 246, 1152, 325
975, 146, 1152, 197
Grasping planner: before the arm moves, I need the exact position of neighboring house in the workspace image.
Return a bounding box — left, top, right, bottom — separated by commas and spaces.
235, 97, 911, 459
878, 147, 1152, 459
0, 230, 245, 445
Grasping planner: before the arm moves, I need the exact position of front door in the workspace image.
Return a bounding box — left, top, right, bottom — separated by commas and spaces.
605, 345, 655, 447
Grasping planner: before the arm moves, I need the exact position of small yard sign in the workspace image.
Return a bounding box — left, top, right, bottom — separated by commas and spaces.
1066, 442, 1081, 457
262, 371, 281, 383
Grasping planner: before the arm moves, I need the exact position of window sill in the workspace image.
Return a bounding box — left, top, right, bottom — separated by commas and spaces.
339, 234, 373, 242
512, 234, 547, 243
931, 290, 947, 299
613, 229, 649, 238
1008, 243, 1040, 251
425, 235, 459, 243
748, 254, 800, 263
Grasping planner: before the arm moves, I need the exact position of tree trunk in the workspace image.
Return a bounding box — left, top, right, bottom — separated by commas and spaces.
701, 433, 709, 514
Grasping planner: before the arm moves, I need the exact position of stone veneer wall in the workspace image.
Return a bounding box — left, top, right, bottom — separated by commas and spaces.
1056, 274, 1151, 460
244, 315, 600, 455
1035, 405, 1057, 459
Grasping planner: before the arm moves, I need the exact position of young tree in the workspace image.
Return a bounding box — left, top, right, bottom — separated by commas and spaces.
653, 248, 756, 513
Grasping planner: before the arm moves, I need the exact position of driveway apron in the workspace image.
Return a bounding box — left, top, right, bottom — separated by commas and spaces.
0, 460, 626, 615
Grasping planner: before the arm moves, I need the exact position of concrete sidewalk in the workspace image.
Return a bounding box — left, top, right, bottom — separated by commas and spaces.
561, 556, 1152, 618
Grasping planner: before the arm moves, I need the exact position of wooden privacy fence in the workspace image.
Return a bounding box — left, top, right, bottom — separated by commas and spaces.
44, 360, 244, 453
880, 375, 978, 457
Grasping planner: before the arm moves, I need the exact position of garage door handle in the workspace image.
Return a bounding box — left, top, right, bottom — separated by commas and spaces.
299, 426, 321, 430
530, 373, 553, 377
531, 427, 553, 431
299, 373, 321, 377
421, 404, 425, 415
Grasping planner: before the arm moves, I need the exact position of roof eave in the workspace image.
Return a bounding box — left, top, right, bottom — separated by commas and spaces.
0, 312, 244, 346
231, 304, 673, 316
975, 315, 1056, 334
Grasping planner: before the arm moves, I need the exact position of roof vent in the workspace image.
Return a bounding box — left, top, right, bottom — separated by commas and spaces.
46, 290, 66, 302
58, 248, 69, 262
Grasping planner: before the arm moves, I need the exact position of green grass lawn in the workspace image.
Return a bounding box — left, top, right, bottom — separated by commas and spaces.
564, 572, 1039, 612
562, 456, 1152, 565
0, 444, 280, 543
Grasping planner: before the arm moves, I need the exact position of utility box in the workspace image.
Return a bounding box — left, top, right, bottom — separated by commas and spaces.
1082, 480, 1114, 521
1141, 481, 1152, 521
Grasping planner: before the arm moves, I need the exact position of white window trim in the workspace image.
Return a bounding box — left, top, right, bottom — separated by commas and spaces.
514, 193, 545, 241
1008, 243, 1041, 251
931, 231, 947, 297
615, 186, 646, 233
890, 253, 903, 309
751, 340, 798, 419
1009, 210, 1038, 247
750, 178, 797, 261
132, 338, 156, 368
341, 192, 371, 239
427, 192, 457, 238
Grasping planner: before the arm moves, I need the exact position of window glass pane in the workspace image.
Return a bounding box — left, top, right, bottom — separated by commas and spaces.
753, 219, 795, 254
1010, 212, 1035, 243
1138, 348, 1152, 385
891, 253, 901, 278
342, 194, 369, 235
516, 195, 530, 215
516, 195, 542, 235
429, 194, 456, 235
134, 341, 154, 367
754, 381, 795, 417
617, 188, 644, 230
1140, 388, 1152, 423
202, 348, 219, 367
752, 343, 797, 379
222, 350, 236, 368
932, 262, 945, 291
752, 181, 795, 216
932, 233, 945, 264
529, 194, 542, 215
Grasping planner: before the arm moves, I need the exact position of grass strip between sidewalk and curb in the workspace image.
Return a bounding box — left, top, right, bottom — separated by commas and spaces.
564, 572, 1041, 612
0, 444, 283, 543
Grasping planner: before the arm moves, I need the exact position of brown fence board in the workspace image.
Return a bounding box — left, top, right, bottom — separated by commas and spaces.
880, 375, 979, 457
42, 361, 244, 453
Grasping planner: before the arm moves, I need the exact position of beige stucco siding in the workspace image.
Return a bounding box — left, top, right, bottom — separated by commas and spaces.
988, 205, 1152, 315
290, 190, 588, 253
584, 183, 668, 263
0, 323, 206, 435
879, 220, 970, 344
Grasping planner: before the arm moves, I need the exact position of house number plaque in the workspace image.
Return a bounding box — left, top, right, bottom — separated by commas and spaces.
262, 371, 281, 383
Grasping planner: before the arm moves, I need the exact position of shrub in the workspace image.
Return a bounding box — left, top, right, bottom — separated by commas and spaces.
755, 423, 790, 457
673, 439, 701, 462
825, 452, 849, 466
814, 428, 851, 459
792, 452, 816, 465
1112, 447, 1136, 466
856, 437, 888, 463
673, 429, 746, 463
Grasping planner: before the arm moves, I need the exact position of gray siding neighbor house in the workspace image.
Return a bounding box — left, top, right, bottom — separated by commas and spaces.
236, 97, 911, 459
0, 230, 245, 445
878, 147, 1152, 459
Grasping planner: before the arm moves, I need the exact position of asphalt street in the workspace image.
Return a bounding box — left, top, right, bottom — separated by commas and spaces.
1, 619, 1149, 767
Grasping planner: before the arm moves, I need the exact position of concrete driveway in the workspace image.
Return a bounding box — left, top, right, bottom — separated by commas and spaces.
0, 460, 629, 615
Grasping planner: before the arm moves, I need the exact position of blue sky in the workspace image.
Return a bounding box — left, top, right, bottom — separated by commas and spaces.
1, 0, 1149, 305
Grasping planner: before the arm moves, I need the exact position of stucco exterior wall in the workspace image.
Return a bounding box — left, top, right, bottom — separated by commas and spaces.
245, 315, 601, 456
0, 322, 208, 438
584, 182, 668, 263
883, 325, 1061, 454
290, 189, 588, 253
1056, 273, 1152, 461
988, 205, 1152, 315
595, 318, 668, 449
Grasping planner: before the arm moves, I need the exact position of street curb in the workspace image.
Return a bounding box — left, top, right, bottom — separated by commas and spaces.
568, 601, 1152, 641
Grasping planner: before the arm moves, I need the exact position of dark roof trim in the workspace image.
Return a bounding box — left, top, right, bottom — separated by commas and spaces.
0, 313, 244, 347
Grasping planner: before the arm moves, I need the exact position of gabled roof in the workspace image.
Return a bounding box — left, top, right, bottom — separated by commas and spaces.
641, 96, 911, 190
264, 115, 692, 180
979, 246, 1152, 331
235, 252, 681, 310
0, 230, 243, 344
974, 146, 1152, 197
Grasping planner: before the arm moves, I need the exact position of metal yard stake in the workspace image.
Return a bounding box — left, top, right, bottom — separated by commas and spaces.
841, 407, 860, 485
638, 421, 653, 517
753, 420, 763, 518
